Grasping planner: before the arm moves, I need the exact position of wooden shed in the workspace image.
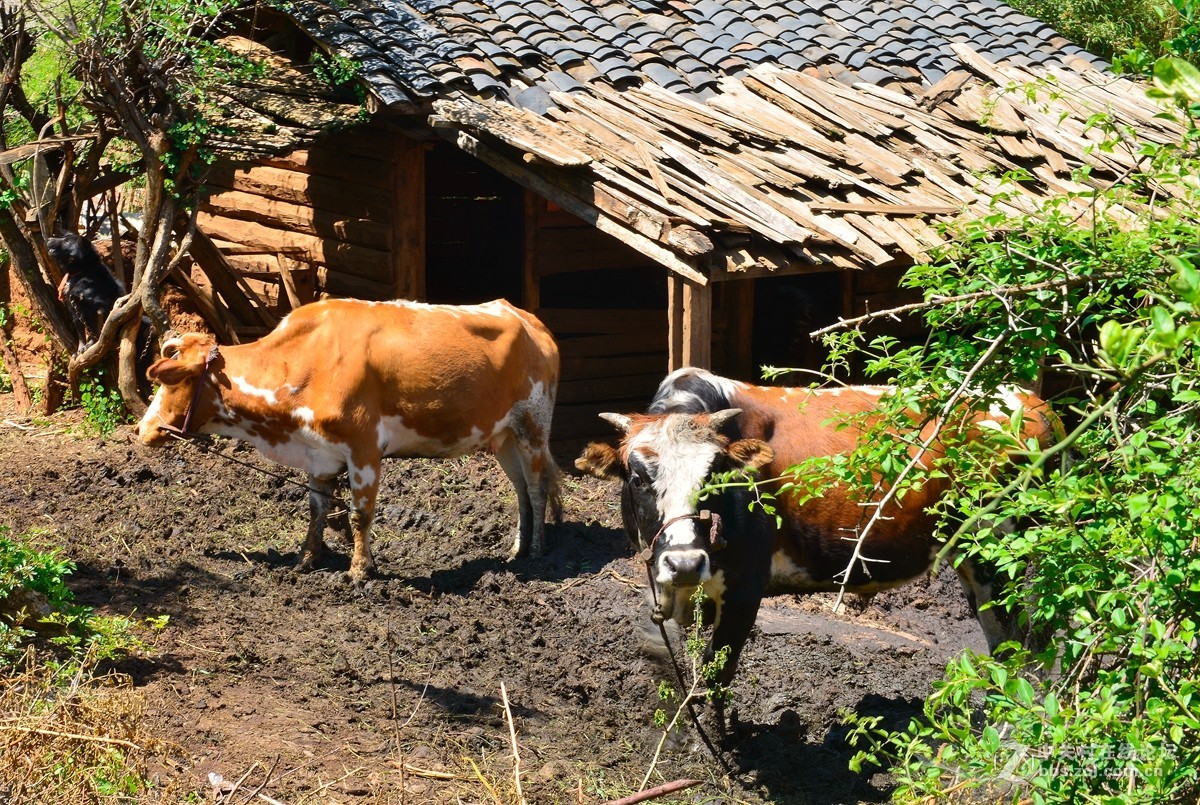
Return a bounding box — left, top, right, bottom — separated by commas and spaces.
186, 0, 1183, 448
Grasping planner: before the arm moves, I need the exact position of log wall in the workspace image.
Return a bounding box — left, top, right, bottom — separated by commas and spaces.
198, 125, 402, 318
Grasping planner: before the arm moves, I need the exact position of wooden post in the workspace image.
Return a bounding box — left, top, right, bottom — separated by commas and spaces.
723, 279, 754, 378
523, 190, 540, 312
668, 273, 712, 371
393, 136, 426, 300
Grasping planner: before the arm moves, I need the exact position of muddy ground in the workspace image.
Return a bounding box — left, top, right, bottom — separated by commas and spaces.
0, 392, 985, 804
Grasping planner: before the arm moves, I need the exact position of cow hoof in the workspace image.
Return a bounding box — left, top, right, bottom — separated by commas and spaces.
348, 560, 376, 584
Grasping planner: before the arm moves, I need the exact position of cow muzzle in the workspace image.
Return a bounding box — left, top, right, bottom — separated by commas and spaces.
642, 510, 724, 622
657, 547, 709, 587
651, 511, 724, 586
135, 414, 177, 447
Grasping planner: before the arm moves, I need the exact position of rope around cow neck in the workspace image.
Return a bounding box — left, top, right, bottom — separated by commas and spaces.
642, 511, 733, 774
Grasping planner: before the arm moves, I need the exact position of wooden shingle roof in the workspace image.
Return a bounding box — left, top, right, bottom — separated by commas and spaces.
272, 0, 1184, 281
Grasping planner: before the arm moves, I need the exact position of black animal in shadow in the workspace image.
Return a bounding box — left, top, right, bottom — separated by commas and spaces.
46, 232, 126, 354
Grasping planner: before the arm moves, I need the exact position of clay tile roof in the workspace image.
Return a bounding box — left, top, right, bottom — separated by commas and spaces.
285, 0, 1113, 108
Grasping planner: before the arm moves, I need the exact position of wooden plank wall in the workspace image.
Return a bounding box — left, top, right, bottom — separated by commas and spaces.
198, 125, 401, 326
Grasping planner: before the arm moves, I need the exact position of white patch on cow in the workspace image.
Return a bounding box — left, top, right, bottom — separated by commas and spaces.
659, 584, 698, 624
350, 463, 377, 491
381, 298, 512, 320
702, 569, 727, 627
231, 375, 278, 406
628, 431, 720, 551
376, 420, 390, 453
136, 388, 167, 440
525, 379, 553, 411
986, 384, 1027, 420
814, 385, 889, 397
627, 417, 725, 550
218, 425, 346, 478
376, 415, 498, 458
292, 406, 315, 426
770, 550, 814, 585
507, 379, 555, 439
202, 406, 348, 480
212, 391, 233, 421
655, 367, 744, 411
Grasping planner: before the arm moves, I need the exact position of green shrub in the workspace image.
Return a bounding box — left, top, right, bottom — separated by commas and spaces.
821, 60, 1200, 804
1005, 0, 1191, 66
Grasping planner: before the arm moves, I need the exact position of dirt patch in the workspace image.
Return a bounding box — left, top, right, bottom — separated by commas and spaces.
0, 392, 984, 804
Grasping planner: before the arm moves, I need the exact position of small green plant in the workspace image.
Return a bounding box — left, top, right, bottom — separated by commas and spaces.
76, 371, 131, 437
1005, 0, 1187, 66
0, 525, 140, 668
311, 51, 360, 88
643, 588, 730, 790
145, 614, 171, 631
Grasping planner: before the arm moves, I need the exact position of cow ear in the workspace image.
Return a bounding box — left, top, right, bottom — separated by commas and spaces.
147, 357, 201, 386
727, 438, 773, 471
575, 442, 623, 479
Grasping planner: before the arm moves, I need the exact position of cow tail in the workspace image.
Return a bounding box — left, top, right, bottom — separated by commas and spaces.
545, 453, 563, 524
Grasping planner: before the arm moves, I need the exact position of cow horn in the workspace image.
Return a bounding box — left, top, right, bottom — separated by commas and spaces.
161, 336, 184, 358
708, 408, 743, 429
599, 412, 633, 433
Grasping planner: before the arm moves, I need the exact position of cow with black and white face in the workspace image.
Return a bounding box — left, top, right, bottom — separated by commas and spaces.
578, 368, 1063, 697
579, 408, 776, 686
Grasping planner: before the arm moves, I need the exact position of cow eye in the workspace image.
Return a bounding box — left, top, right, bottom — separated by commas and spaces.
630, 469, 648, 489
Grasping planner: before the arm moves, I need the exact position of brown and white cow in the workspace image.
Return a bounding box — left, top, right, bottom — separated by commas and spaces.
137, 298, 560, 580
576, 367, 1060, 691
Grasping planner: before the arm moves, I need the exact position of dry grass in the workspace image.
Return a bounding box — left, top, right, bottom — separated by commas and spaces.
0, 650, 178, 804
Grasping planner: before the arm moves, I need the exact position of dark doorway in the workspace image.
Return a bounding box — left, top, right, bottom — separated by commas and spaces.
423, 142, 524, 305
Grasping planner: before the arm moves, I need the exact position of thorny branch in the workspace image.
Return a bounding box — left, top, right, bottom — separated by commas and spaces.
829, 317, 1013, 612
809, 264, 1172, 339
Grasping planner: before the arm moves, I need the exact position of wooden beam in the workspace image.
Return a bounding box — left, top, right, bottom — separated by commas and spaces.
668, 273, 712, 371
186, 228, 277, 329
393, 135, 426, 300
808, 202, 962, 216
721, 279, 754, 378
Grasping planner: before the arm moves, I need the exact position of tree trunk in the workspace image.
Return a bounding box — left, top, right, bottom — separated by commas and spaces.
0, 253, 33, 410
117, 316, 145, 415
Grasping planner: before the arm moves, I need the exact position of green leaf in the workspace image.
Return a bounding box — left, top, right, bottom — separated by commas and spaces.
1153, 57, 1200, 104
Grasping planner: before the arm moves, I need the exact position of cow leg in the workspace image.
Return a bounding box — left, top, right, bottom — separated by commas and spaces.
346, 457, 381, 582
955, 554, 1021, 653
703, 588, 763, 735
956, 550, 1050, 657
495, 436, 537, 559
300, 474, 337, 572
707, 596, 759, 689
